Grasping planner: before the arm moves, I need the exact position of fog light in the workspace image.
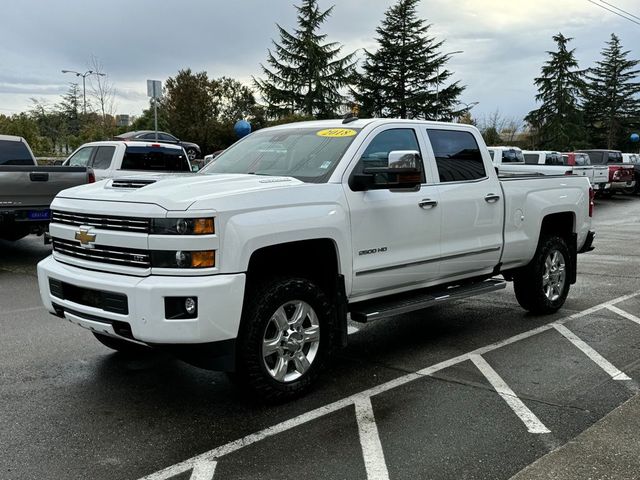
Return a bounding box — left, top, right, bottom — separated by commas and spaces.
184, 297, 197, 315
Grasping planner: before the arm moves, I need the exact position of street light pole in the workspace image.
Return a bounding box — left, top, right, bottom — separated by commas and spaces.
61, 69, 106, 115
435, 50, 464, 121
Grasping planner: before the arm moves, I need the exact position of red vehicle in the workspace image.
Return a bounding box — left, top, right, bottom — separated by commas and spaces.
576, 150, 635, 195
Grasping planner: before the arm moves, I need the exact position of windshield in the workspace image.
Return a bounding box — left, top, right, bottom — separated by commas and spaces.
200, 127, 361, 182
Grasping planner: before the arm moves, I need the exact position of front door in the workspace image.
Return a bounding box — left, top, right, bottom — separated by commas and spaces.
344, 126, 442, 299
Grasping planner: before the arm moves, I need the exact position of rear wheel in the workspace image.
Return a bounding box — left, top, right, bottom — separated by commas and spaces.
186, 147, 198, 161
234, 278, 335, 402
513, 235, 571, 314
93, 332, 151, 355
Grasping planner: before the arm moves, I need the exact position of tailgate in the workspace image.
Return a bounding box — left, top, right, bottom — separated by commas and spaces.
591, 166, 609, 184
0, 167, 89, 210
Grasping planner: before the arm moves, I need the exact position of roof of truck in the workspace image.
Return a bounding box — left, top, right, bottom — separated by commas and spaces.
0, 134, 25, 142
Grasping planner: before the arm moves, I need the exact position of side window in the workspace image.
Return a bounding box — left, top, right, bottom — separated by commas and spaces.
141, 133, 157, 140
545, 153, 562, 165
608, 152, 622, 163
524, 153, 539, 164
67, 147, 94, 167
159, 133, 176, 142
427, 129, 486, 183
354, 128, 424, 182
488, 150, 495, 160
91, 146, 115, 169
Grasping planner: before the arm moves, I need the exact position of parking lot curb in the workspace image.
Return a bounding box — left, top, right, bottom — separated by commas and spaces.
510, 393, 640, 480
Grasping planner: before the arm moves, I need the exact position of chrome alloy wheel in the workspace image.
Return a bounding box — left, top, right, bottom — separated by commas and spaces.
542, 250, 566, 301
261, 300, 320, 383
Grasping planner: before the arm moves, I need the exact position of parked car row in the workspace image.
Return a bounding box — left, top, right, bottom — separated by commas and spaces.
489, 146, 637, 196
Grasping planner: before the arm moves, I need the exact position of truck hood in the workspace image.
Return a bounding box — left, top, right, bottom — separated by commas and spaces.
56, 173, 305, 211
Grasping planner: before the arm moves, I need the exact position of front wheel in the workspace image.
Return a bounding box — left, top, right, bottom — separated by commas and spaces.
235, 278, 335, 402
513, 235, 571, 314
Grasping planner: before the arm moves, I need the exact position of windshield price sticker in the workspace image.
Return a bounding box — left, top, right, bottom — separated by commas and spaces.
316, 128, 357, 138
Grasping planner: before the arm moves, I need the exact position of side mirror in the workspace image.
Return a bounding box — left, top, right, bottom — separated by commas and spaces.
191, 165, 200, 172
351, 150, 423, 191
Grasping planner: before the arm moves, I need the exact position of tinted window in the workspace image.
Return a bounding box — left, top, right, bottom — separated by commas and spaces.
203, 127, 361, 183
578, 151, 605, 164
608, 152, 622, 163
91, 146, 115, 169
158, 133, 176, 142
140, 133, 157, 140
524, 153, 539, 164
545, 153, 563, 165
0, 139, 34, 165
67, 147, 94, 167
357, 128, 421, 167
502, 149, 524, 163
488, 150, 495, 160
121, 146, 190, 171
428, 129, 486, 182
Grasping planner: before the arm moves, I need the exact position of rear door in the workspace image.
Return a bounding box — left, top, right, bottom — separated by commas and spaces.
425, 128, 504, 280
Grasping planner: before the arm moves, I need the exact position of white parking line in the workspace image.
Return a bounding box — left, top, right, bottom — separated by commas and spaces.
606, 305, 640, 326
552, 323, 631, 381
354, 396, 390, 480
189, 460, 217, 480
138, 289, 640, 480
470, 354, 551, 434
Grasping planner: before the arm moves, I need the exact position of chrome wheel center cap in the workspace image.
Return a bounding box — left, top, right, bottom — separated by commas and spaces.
285, 332, 304, 352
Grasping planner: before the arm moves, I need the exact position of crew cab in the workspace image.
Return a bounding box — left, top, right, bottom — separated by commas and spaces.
576, 149, 635, 195
38, 119, 594, 401
0, 134, 94, 241
63, 141, 193, 181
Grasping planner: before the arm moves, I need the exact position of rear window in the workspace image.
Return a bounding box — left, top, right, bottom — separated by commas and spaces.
502, 149, 524, 163
121, 146, 190, 171
608, 152, 623, 163
545, 153, 563, 165
0, 139, 35, 165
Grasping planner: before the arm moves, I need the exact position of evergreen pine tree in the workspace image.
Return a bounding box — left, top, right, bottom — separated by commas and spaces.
583, 34, 640, 149
525, 33, 586, 151
353, 0, 464, 120
254, 0, 356, 119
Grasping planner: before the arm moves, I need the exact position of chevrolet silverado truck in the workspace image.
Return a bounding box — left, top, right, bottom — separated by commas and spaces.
0, 134, 95, 241
37, 119, 594, 401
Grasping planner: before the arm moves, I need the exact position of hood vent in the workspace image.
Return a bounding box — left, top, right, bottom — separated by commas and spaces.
111, 178, 157, 189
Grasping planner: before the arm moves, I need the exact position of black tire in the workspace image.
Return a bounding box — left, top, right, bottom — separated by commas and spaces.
234, 277, 335, 403
513, 235, 571, 315
93, 332, 152, 355
186, 147, 198, 161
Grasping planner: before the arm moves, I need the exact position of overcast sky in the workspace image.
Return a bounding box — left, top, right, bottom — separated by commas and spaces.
1, 0, 638, 123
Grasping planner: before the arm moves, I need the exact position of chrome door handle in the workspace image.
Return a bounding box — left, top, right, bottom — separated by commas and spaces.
484, 193, 501, 203
419, 199, 438, 209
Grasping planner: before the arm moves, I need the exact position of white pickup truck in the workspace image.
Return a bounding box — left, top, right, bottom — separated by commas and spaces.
63, 141, 193, 181
38, 119, 594, 401
490, 148, 609, 191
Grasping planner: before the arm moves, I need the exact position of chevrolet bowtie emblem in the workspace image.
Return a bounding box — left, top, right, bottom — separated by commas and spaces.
75, 228, 96, 248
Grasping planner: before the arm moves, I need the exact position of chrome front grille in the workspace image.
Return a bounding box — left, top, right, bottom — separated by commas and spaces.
52, 238, 151, 268
51, 210, 150, 233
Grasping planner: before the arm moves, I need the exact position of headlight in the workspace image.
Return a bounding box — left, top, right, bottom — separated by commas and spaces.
151, 250, 215, 268
151, 218, 214, 235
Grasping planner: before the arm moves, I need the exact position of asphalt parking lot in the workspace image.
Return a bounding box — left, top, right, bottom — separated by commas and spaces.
2, 195, 640, 480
